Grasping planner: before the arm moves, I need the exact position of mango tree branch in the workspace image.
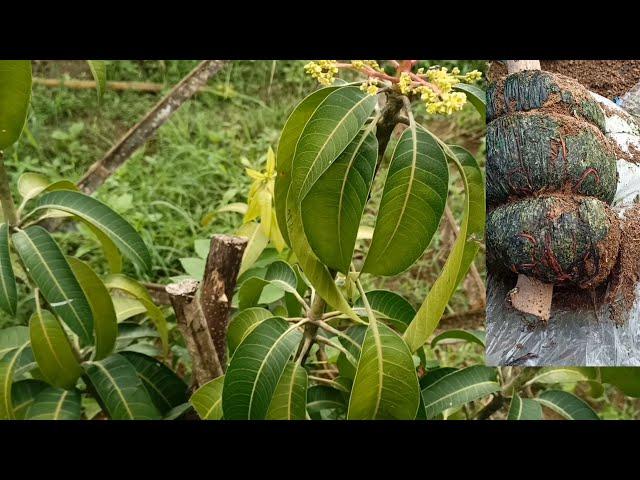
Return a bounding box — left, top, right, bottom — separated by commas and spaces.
77, 60, 228, 194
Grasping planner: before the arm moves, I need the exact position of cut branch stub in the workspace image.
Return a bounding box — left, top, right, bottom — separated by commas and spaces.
200, 234, 247, 367
166, 279, 223, 388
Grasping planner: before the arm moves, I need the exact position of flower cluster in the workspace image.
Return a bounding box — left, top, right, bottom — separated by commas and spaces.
359, 77, 380, 96
304, 60, 339, 86
408, 66, 483, 115
351, 60, 384, 72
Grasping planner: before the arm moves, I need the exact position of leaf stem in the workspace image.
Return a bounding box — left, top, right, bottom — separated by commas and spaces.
0, 151, 18, 225
312, 319, 361, 351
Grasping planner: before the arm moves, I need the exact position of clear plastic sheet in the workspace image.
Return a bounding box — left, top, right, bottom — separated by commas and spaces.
486, 92, 640, 366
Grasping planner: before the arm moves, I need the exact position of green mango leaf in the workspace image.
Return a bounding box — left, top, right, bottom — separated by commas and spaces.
286, 87, 376, 321
403, 144, 484, 352
29, 308, 82, 389
354, 290, 416, 332
0, 326, 29, 360
265, 361, 308, 420
25, 387, 81, 420
0, 60, 32, 149
307, 385, 347, 416
275, 86, 341, 246
35, 190, 151, 271
120, 351, 189, 415
191, 375, 224, 420
453, 83, 486, 118
222, 317, 302, 419
104, 274, 168, 356
421, 366, 500, 419
164, 402, 192, 420
112, 295, 147, 322
84, 353, 161, 420
0, 339, 29, 419
227, 307, 272, 356
302, 129, 377, 273
67, 257, 117, 360
535, 390, 599, 420
265, 260, 297, 292
87, 60, 106, 100
0, 224, 16, 315
363, 122, 448, 276
238, 277, 279, 309
431, 329, 486, 349
527, 367, 597, 386
347, 320, 420, 420
419, 367, 458, 390
13, 226, 94, 344
115, 322, 160, 350
237, 222, 269, 276
600, 368, 640, 397
11, 379, 48, 419
78, 219, 123, 274
336, 325, 366, 380
507, 393, 543, 420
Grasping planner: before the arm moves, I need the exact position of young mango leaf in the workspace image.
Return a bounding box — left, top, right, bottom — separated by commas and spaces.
265, 260, 298, 292
363, 122, 448, 276
347, 320, 420, 420
507, 393, 543, 420
275, 86, 342, 246
0, 223, 17, 315
104, 274, 168, 356
430, 329, 486, 349
535, 390, 599, 420
237, 222, 269, 276
403, 144, 484, 352
78, 219, 123, 273
0, 339, 30, 419
120, 351, 189, 416
227, 307, 272, 356
12, 226, 94, 344
194, 238, 211, 259
11, 379, 48, 419
0, 60, 32, 150
0, 326, 29, 360
180, 257, 205, 280
24, 387, 81, 420
17, 172, 77, 202
265, 361, 308, 420
191, 375, 224, 420
526, 367, 597, 386
67, 257, 117, 360
354, 290, 416, 333
29, 308, 82, 389
222, 317, 302, 419
421, 366, 500, 419
87, 60, 106, 100
302, 129, 377, 273
237, 277, 281, 310
453, 83, 486, 119
112, 295, 147, 322
307, 385, 347, 417
34, 190, 151, 271
84, 353, 161, 420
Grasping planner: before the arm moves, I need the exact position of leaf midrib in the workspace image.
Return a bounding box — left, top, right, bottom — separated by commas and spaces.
92, 361, 134, 419
2, 342, 28, 419
424, 380, 498, 411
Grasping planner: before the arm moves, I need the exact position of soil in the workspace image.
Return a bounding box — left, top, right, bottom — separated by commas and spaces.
488, 61, 640, 99
605, 205, 640, 324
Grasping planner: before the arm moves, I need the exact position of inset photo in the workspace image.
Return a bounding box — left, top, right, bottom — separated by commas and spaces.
486, 60, 640, 366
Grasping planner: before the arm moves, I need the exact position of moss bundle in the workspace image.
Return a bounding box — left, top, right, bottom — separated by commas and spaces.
487, 112, 617, 205
487, 70, 620, 288
487, 70, 606, 130
487, 196, 620, 288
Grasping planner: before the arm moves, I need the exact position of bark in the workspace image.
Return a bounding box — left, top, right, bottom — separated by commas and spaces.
167, 279, 224, 388
77, 60, 228, 194
200, 234, 247, 367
